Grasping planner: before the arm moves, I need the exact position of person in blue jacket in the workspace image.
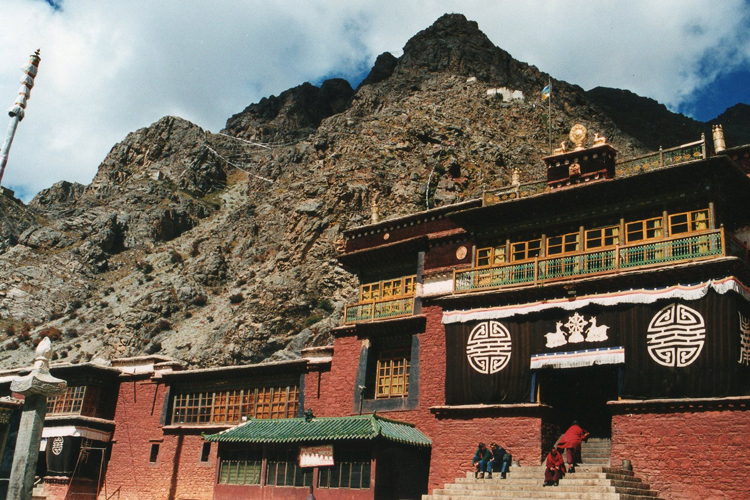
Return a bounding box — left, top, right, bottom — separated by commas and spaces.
489, 442, 512, 479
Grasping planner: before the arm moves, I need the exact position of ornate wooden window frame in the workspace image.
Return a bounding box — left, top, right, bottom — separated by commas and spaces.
375, 347, 410, 399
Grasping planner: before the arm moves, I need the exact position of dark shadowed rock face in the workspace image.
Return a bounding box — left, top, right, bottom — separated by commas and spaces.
710, 103, 750, 148
398, 13, 525, 86
0, 14, 747, 370
223, 79, 355, 142
0, 194, 38, 253
359, 52, 398, 88
585, 87, 706, 151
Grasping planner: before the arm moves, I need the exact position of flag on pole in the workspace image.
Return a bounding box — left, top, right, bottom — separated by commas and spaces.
541, 84, 550, 101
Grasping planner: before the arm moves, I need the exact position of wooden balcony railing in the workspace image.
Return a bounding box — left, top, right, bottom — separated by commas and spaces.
616, 138, 706, 179
344, 296, 415, 324
454, 229, 740, 293
482, 137, 707, 206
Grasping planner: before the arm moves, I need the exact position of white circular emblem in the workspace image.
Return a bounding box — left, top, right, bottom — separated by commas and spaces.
51, 436, 64, 456
466, 321, 512, 374
647, 303, 706, 367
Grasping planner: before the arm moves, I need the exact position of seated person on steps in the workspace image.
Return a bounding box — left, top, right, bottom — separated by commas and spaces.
489, 442, 512, 479
471, 442, 492, 479
543, 447, 566, 486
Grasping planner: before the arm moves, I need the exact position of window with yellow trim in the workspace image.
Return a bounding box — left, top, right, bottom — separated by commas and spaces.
626, 217, 663, 243
171, 384, 299, 425
360, 283, 380, 302
359, 276, 416, 302
47, 386, 88, 416
585, 226, 620, 249
510, 239, 542, 261
547, 232, 580, 255
669, 209, 710, 235
403, 276, 416, 295
375, 348, 410, 399
476, 246, 506, 267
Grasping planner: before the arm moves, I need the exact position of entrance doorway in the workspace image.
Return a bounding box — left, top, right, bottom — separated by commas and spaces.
537, 365, 619, 454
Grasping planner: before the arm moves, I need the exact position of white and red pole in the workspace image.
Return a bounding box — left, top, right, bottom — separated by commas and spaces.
0, 49, 41, 186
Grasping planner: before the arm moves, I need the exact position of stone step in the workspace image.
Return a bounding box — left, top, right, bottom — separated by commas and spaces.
443, 485, 658, 497
464, 467, 636, 479
430, 465, 662, 500
426, 493, 658, 500
450, 478, 650, 490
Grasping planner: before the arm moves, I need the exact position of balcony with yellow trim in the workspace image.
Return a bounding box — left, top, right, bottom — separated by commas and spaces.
454, 228, 748, 293
343, 276, 417, 325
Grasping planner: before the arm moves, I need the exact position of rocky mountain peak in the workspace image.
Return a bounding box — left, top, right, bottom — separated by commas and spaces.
0, 14, 747, 370
399, 13, 523, 85
223, 79, 354, 142
30, 181, 85, 212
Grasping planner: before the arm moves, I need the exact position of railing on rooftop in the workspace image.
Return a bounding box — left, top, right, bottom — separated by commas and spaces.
483, 179, 548, 205
344, 296, 415, 324
616, 138, 706, 179
482, 136, 707, 206
454, 228, 740, 293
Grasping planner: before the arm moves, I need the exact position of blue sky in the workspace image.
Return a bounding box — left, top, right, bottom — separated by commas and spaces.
2, 0, 749, 201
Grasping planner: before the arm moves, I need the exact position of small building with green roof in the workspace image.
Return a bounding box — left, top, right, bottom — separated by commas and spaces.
204, 412, 431, 500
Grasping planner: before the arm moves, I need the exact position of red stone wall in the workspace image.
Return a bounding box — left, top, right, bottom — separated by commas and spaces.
306, 304, 544, 493
424, 240, 473, 271
312, 335, 361, 417
612, 407, 750, 500
102, 376, 217, 500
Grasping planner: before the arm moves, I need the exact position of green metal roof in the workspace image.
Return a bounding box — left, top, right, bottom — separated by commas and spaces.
203, 413, 431, 447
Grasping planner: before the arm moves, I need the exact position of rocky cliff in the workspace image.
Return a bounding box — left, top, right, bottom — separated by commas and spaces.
0, 14, 746, 368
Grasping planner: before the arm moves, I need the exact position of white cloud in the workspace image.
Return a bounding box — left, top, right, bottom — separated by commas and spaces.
0, 0, 748, 200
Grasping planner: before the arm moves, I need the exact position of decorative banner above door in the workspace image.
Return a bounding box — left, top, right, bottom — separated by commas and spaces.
442, 277, 750, 324
444, 290, 750, 405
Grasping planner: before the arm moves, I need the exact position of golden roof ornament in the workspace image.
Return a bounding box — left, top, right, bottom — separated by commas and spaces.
569, 124, 587, 151
553, 140, 567, 155
712, 124, 726, 153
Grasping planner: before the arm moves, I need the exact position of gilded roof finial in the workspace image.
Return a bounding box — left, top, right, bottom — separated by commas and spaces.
569, 124, 587, 151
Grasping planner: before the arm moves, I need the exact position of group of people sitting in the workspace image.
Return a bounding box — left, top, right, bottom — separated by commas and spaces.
544, 421, 590, 487
471, 421, 589, 486
471, 442, 512, 479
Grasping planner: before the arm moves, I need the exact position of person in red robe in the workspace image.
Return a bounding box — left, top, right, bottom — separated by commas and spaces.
556, 421, 589, 472
543, 448, 565, 486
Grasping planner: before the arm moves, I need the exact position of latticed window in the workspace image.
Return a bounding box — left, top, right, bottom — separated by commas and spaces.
266, 449, 313, 487
47, 386, 87, 416
375, 348, 410, 399
669, 209, 710, 235
626, 217, 663, 243
510, 239, 541, 261
359, 276, 416, 302
547, 232, 580, 255
360, 283, 380, 301
317, 450, 371, 489
585, 225, 620, 249
171, 385, 299, 425
476, 246, 506, 267
218, 450, 263, 485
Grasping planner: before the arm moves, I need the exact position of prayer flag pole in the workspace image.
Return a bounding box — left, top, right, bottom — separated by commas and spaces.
0, 50, 41, 187
547, 78, 552, 155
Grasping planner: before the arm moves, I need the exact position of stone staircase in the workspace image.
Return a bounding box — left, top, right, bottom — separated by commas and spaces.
422, 465, 663, 500
580, 437, 612, 467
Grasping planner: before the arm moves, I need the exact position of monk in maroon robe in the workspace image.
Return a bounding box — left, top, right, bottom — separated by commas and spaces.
556, 421, 589, 472
544, 448, 565, 486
